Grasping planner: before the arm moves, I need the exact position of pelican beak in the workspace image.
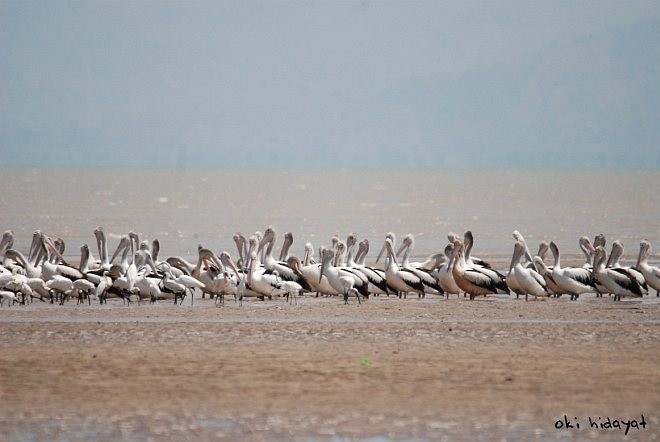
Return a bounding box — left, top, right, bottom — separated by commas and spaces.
376, 241, 387, 263
395, 242, 407, 259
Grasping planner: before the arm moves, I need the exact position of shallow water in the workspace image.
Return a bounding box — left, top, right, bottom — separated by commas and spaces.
0, 168, 658, 266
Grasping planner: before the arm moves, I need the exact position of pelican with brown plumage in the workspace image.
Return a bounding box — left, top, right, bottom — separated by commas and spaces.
450, 240, 508, 300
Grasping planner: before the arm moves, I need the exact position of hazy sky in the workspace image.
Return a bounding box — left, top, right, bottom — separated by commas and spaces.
1, 0, 659, 169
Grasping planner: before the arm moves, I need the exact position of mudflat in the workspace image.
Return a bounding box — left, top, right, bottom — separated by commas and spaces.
1, 295, 659, 440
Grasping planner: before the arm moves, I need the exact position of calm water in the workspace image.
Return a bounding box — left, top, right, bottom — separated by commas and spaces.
1, 168, 658, 267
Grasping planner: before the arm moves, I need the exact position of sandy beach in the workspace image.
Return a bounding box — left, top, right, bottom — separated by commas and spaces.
1, 294, 658, 440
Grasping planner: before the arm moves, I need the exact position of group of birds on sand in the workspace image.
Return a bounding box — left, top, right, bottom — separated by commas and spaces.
0, 227, 658, 307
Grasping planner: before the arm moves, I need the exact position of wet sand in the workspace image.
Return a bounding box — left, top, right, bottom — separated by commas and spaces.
1, 294, 659, 440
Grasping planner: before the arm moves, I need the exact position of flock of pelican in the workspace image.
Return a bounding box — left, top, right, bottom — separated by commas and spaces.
0, 227, 658, 307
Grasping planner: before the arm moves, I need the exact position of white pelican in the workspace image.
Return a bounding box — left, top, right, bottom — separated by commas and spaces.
376, 232, 397, 263
333, 241, 370, 296
461, 231, 507, 291
319, 248, 363, 304
259, 228, 311, 291
532, 257, 562, 297
353, 239, 391, 296
592, 246, 644, 301
463, 230, 492, 268
606, 240, 648, 294
233, 233, 248, 267
39, 234, 83, 283
593, 233, 606, 249
4, 249, 41, 279
397, 234, 443, 297
434, 243, 461, 298
286, 254, 338, 297
381, 238, 425, 298
507, 231, 535, 297
549, 241, 596, 300
0, 230, 14, 260
510, 241, 548, 301
246, 251, 283, 299
579, 236, 595, 269
636, 240, 660, 296
450, 240, 508, 300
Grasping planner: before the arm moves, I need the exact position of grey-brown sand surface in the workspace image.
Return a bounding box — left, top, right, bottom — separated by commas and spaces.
1, 294, 659, 440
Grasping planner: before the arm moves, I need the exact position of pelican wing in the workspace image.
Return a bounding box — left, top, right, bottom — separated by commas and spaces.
610, 268, 644, 296
464, 268, 499, 293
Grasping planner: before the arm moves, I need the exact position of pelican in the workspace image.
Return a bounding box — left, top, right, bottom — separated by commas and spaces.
532, 257, 562, 297
397, 234, 443, 297
507, 231, 535, 297
353, 239, 391, 296
450, 240, 508, 300
333, 241, 370, 296
286, 255, 338, 296
606, 240, 648, 295
636, 240, 660, 296
259, 227, 311, 291
39, 234, 83, 283
549, 242, 596, 300
0, 230, 14, 260
463, 230, 492, 268
579, 236, 595, 269
461, 232, 507, 290
592, 246, 644, 301
245, 251, 283, 299
319, 248, 363, 304
381, 238, 425, 298
510, 241, 548, 301
233, 233, 248, 267
4, 249, 41, 279
376, 232, 397, 263
434, 243, 461, 298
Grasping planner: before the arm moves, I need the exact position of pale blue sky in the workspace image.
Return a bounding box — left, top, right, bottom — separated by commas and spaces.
1, 0, 659, 168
